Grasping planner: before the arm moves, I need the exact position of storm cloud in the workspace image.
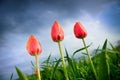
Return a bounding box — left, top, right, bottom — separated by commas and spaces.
0, 0, 116, 35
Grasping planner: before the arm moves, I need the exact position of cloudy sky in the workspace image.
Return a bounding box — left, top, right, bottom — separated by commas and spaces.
0, 0, 120, 79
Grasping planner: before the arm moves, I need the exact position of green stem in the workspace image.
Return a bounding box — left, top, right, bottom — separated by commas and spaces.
35, 53, 41, 80
58, 41, 69, 80
82, 38, 97, 80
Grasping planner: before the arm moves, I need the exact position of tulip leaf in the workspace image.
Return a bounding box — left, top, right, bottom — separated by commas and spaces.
95, 39, 110, 80
15, 66, 28, 80
72, 43, 92, 57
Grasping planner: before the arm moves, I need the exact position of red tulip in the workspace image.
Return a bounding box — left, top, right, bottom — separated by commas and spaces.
26, 35, 42, 56
74, 22, 87, 39
51, 21, 64, 42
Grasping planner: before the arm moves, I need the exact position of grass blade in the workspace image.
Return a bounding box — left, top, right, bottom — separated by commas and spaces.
51, 58, 61, 80
10, 73, 13, 80
31, 61, 35, 68
109, 42, 116, 50
65, 48, 82, 80
94, 45, 100, 55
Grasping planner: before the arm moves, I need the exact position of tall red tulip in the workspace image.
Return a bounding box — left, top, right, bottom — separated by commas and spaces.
74, 22, 97, 79
51, 21, 64, 42
26, 35, 42, 56
51, 21, 69, 80
26, 34, 42, 80
74, 22, 87, 39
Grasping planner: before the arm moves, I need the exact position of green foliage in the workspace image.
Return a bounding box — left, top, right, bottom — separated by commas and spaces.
72, 43, 92, 56
10, 73, 13, 80
15, 66, 28, 80
94, 39, 110, 80
15, 40, 120, 80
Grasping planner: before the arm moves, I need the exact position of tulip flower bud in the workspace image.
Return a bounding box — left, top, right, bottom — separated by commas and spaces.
26, 35, 42, 56
74, 22, 87, 39
51, 21, 64, 42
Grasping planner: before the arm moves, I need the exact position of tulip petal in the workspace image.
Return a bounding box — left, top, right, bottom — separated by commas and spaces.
26, 35, 42, 56
51, 21, 64, 42
74, 22, 87, 39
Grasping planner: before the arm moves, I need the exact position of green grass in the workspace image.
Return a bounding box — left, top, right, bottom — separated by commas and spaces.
14, 40, 120, 80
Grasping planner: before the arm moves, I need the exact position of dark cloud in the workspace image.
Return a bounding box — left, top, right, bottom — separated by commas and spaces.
0, 0, 118, 43
37, 0, 115, 15
0, 0, 115, 36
